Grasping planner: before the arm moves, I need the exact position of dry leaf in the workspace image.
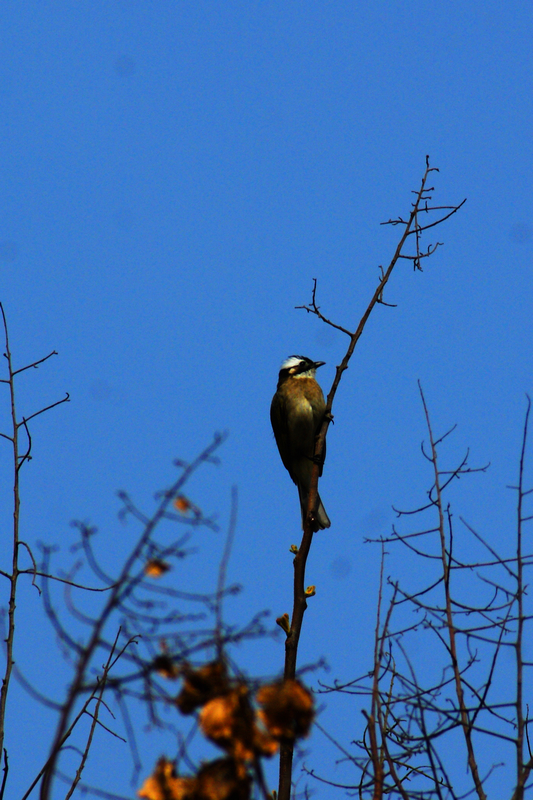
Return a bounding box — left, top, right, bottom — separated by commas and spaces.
195, 758, 251, 800
137, 757, 195, 800
175, 661, 229, 714
174, 495, 192, 513
145, 559, 171, 578
257, 679, 314, 740
200, 686, 278, 765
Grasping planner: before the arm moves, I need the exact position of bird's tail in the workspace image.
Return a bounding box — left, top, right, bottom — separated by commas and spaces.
298, 485, 331, 530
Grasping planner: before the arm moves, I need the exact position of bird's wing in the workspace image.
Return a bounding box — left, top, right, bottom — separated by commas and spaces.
313, 398, 326, 476
270, 392, 296, 481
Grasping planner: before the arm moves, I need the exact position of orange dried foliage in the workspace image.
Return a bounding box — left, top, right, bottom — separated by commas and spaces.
138, 757, 251, 800
175, 661, 229, 715
199, 687, 249, 748
174, 494, 203, 519
137, 757, 195, 800
174, 495, 192, 513
200, 686, 278, 765
256, 679, 314, 740
145, 559, 171, 578
195, 758, 251, 800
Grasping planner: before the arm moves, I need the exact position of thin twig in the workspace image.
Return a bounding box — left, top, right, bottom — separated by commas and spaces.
0, 750, 8, 800
215, 486, 238, 658
419, 382, 486, 800
40, 433, 227, 800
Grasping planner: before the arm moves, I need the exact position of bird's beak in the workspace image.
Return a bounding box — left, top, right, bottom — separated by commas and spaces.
313, 361, 325, 369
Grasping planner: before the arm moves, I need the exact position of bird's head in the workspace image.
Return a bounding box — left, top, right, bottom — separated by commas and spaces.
278, 355, 325, 380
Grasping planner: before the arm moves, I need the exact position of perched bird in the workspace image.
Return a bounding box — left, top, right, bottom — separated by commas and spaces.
270, 355, 331, 530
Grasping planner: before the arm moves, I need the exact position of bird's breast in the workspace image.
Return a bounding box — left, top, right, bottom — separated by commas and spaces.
290, 394, 314, 417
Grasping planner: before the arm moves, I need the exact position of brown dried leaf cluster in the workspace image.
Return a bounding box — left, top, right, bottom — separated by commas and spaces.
138, 757, 250, 800
137, 757, 195, 800
257, 679, 314, 740
199, 685, 279, 766
175, 661, 230, 714
139, 662, 314, 800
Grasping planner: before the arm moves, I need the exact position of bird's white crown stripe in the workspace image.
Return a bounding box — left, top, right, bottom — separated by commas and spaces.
280, 355, 308, 370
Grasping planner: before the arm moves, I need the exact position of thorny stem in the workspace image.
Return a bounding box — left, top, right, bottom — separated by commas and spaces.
278, 158, 462, 800
419, 383, 487, 800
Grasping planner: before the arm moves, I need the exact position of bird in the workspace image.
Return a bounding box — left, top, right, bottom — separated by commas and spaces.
270, 355, 331, 530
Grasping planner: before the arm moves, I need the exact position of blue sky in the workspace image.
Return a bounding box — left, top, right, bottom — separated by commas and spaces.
1, 2, 532, 797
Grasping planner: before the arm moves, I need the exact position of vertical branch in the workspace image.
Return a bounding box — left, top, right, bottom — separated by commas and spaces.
367, 545, 388, 800
215, 486, 238, 660
419, 383, 486, 800
0, 304, 68, 776
0, 305, 21, 758
278, 157, 457, 800
513, 397, 531, 800
369, 552, 408, 800
278, 518, 314, 799
279, 156, 454, 800
0, 750, 8, 800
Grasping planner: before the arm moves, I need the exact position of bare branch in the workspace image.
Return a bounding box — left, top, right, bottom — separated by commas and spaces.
18, 392, 70, 429
279, 158, 465, 800
12, 350, 59, 376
